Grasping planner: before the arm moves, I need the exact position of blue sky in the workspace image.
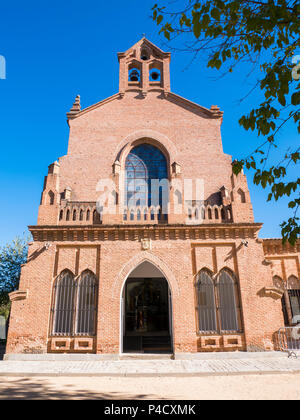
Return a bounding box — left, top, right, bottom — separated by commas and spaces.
0, 0, 298, 246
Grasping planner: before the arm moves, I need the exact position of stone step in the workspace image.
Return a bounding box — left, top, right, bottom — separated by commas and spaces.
119, 353, 173, 360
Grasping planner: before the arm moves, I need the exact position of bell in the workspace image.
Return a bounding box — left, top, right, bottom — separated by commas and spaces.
151, 71, 160, 81
129, 70, 139, 82
141, 49, 149, 61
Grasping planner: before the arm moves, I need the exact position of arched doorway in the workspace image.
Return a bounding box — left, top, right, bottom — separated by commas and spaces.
122, 261, 173, 353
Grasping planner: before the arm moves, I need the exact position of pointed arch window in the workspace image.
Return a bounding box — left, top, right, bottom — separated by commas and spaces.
51, 270, 98, 336
283, 275, 300, 325
196, 268, 242, 334
52, 270, 76, 335
76, 271, 98, 335
125, 143, 168, 211
217, 269, 239, 332
196, 269, 217, 332
237, 188, 246, 203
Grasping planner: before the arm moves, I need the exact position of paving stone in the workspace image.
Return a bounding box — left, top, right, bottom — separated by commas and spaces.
1, 352, 300, 376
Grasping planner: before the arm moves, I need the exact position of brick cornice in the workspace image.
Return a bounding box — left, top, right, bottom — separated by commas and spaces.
166, 92, 223, 119
262, 238, 300, 256
29, 223, 263, 242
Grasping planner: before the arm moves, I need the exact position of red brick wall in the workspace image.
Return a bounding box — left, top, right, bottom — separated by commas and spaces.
7, 231, 299, 355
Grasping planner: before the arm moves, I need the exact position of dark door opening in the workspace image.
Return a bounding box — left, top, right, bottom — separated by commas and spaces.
123, 277, 172, 353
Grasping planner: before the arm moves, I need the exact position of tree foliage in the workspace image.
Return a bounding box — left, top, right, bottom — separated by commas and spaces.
0, 236, 29, 317
152, 0, 300, 244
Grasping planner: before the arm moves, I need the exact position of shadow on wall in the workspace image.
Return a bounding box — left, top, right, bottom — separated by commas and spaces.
224, 243, 243, 263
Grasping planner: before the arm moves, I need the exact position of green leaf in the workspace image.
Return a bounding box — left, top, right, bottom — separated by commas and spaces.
157, 15, 163, 25
291, 92, 300, 106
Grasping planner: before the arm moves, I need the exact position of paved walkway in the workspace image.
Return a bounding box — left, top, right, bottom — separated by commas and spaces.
1, 352, 300, 376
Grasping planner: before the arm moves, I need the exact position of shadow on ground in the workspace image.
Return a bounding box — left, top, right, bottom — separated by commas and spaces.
0, 377, 164, 400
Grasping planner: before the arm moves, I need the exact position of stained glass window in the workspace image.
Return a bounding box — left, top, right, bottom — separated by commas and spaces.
125, 144, 168, 209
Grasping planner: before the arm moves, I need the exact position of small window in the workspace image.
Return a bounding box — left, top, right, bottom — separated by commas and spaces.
48, 190, 55, 205
175, 189, 182, 205
237, 189, 246, 203
93, 210, 98, 223
287, 275, 300, 290
221, 208, 225, 220
273, 275, 284, 290
201, 207, 205, 220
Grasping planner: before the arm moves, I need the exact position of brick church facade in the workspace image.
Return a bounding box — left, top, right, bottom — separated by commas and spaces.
6, 38, 300, 356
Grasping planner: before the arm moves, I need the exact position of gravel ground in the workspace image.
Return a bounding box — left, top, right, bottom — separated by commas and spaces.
0, 373, 300, 400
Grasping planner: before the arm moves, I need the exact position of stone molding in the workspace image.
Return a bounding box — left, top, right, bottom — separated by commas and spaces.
112, 251, 180, 299
29, 223, 263, 243
263, 238, 300, 255
9, 290, 28, 302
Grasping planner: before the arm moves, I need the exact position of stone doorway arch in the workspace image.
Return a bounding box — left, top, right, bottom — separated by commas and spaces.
119, 259, 175, 354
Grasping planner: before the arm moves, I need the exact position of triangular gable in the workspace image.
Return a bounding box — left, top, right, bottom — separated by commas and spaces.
118, 37, 170, 61
68, 91, 222, 122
